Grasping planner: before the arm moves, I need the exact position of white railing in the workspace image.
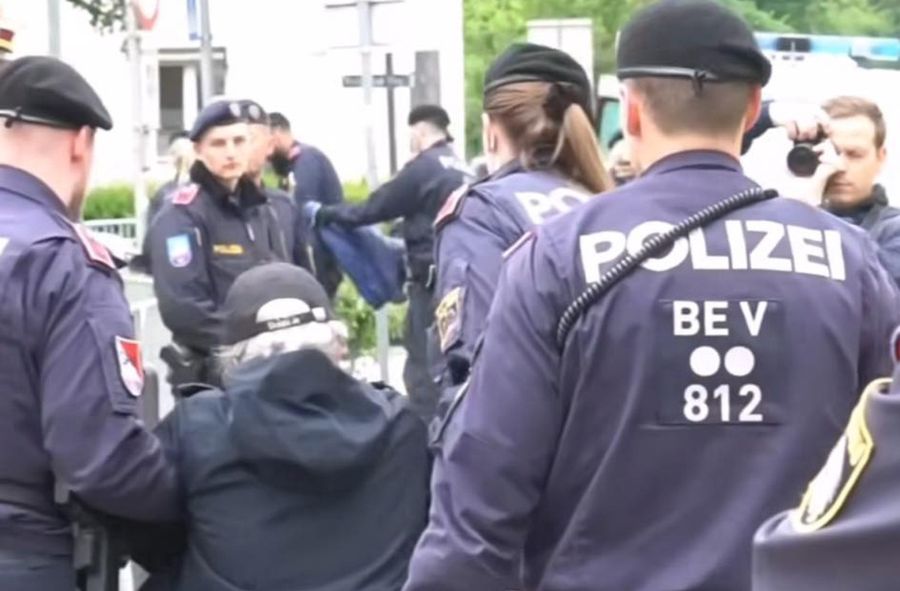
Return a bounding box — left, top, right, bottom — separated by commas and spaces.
85, 218, 138, 242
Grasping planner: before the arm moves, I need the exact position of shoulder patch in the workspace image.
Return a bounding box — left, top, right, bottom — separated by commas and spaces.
434, 183, 469, 231
114, 336, 144, 398
172, 184, 200, 205
503, 230, 535, 260
435, 286, 465, 353
289, 144, 302, 160
70, 223, 116, 270
790, 378, 884, 533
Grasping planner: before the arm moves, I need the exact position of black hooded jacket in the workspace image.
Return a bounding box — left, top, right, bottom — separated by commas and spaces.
143, 348, 429, 591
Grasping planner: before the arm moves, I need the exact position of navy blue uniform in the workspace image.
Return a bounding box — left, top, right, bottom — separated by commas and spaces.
149, 164, 290, 353
0, 166, 178, 578
265, 186, 313, 271
288, 141, 345, 206
432, 164, 591, 393
406, 151, 900, 591
754, 371, 900, 590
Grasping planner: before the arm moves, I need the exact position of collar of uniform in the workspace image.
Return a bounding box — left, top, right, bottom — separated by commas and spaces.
641, 150, 742, 178
0, 164, 69, 218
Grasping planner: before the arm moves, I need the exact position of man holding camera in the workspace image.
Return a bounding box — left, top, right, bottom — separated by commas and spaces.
757, 97, 900, 286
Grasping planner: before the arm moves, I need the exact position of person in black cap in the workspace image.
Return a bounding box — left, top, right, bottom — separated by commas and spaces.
0, 56, 179, 589
134, 262, 429, 591
312, 104, 472, 424
241, 99, 313, 271
426, 42, 612, 428
403, 2, 900, 590
149, 99, 292, 390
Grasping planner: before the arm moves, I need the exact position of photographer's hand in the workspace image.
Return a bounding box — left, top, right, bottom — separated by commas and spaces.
792, 140, 843, 206
769, 102, 831, 141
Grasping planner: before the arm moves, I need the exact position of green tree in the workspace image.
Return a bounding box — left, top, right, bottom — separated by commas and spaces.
64, 0, 126, 31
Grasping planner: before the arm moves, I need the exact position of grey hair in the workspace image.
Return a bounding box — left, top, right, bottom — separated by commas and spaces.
221, 296, 349, 377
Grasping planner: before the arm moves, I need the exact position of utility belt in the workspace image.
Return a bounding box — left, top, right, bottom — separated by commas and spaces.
0, 481, 124, 590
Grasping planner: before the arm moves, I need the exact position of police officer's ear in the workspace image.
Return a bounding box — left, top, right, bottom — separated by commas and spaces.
71, 126, 95, 164
621, 83, 643, 140
480, 113, 498, 153
742, 85, 764, 133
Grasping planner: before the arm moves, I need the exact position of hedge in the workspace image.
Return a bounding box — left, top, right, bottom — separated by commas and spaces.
86, 178, 409, 353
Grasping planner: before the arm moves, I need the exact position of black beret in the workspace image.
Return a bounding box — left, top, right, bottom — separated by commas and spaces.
617, 0, 771, 86
239, 99, 269, 126
0, 56, 112, 130
189, 100, 244, 141
484, 43, 593, 118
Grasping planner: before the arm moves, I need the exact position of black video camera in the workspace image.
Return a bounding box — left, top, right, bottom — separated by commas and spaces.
787, 129, 828, 177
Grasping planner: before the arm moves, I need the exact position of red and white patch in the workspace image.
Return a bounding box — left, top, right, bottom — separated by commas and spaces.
892, 325, 900, 365
289, 144, 302, 160
71, 223, 115, 270
172, 184, 200, 205
434, 183, 468, 230
115, 337, 144, 398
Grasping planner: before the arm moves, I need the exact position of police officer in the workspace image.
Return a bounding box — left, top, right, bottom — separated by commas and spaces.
0, 56, 178, 589
431, 44, 612, 416
315, 105, 471, 422
241, 99, 313, 271
269, 112, 345, 299
403, 2, 900, 590
753, 357, 900, 590
150, 100, 290, 388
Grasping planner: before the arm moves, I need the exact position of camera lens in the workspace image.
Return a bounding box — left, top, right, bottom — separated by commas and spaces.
787, 144, 820, 177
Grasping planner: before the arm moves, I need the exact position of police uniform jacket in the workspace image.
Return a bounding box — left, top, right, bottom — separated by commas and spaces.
289, 142, 345, 206
149, 162, 290, 352
265, 186, 313, 271
0, 166, 178, 554
754, 369, 900, 590
322, 140, 470, 281
432, 163, 591, 391
405, 151, 900, 591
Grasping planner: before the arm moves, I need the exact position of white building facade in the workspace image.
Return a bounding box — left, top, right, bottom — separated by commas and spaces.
4, 0, 466, 187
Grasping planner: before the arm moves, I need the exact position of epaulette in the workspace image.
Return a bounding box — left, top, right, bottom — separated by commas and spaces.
70, 222, 115, 270
434, 183, 469, 231
503, 230, 535, 260
288, 144, 302, 160
172, 183, 200, 205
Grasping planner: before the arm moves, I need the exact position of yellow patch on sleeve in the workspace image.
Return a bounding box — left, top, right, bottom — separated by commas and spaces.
212, 244, 245, 256
435, 287, 464, 353
791, 378, 885, 532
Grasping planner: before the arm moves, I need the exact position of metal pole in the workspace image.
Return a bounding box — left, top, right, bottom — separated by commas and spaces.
48, 0, 61, 57
357, 0, 391, 383
386, 53, 398, 175
199, 0, 214, 105
126, 2, 149, 248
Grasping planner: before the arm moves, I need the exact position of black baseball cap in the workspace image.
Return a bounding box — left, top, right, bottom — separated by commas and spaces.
617, 0, 771, 86
223, 263, 333, 346
0, 56, 112, 130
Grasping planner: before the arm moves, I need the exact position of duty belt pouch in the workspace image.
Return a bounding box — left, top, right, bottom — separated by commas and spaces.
556, 187, 777, 347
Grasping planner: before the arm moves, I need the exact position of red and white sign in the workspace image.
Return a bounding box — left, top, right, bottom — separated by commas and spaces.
115, 336, 145, 398
132, 0, 160, 31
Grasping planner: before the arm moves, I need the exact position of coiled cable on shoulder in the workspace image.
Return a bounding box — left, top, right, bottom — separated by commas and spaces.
555, 187, 778, 349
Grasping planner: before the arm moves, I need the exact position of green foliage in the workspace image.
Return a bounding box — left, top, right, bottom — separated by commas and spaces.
83, 183, 135, 220
64, 0, 126, 32
334, 280, 407, 356
343, 179, 370, 204
463, 0, 900, 157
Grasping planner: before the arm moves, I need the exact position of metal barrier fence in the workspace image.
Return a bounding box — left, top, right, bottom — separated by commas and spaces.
85, 218, 138, 241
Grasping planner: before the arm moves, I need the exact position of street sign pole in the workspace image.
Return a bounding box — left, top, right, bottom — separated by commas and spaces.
385, 53, 398, 175
126, 2, 149, 248
356, 0, 391, 383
